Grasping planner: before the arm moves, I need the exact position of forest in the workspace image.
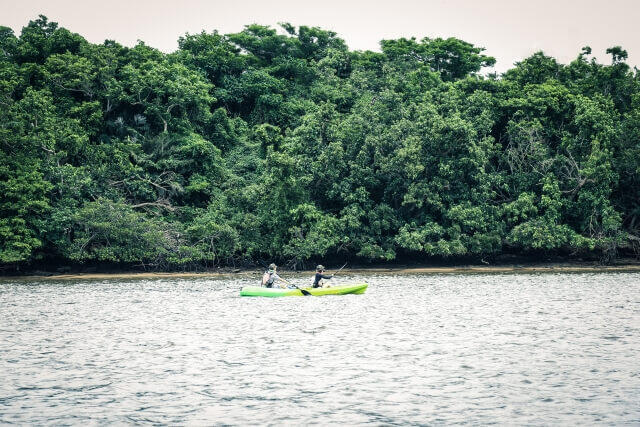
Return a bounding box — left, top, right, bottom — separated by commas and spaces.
1, 16, 639, 271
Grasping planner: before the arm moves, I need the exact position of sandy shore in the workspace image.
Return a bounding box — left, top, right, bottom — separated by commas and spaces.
3, 263, 640, 281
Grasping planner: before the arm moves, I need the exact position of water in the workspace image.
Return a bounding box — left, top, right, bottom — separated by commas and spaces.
1, 272, 639, 425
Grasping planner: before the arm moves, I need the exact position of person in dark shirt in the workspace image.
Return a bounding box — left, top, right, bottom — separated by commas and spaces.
312, 265, 334, 288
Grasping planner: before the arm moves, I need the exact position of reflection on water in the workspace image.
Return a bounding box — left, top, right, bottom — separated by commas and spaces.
1, 272, 639, 424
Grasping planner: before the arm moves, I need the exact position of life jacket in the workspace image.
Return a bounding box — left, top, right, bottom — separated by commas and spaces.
262, 271, 275, 287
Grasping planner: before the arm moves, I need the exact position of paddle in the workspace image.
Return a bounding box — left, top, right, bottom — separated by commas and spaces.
331, 262, 348, 277
286, 281, 312, 296
297, 287, 312, 296
272, 277, 313, 296
277, 277, 311, 296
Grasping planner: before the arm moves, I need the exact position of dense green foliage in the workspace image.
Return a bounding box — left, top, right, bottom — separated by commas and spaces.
1, 16, 639, 270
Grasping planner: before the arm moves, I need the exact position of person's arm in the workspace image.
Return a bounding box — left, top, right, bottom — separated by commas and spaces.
275, 273, 288, 288
319, 273, 334, 288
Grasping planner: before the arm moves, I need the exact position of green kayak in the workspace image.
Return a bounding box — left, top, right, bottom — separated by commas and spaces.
240, 283, 368, 297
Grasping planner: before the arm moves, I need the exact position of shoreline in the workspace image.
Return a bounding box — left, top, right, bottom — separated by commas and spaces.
3, 262, 640, 281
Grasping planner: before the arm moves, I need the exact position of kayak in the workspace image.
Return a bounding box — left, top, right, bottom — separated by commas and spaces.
240, 283, 368, 297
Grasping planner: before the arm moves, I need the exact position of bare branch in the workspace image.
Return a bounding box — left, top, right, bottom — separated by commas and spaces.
130, 201, 176, 212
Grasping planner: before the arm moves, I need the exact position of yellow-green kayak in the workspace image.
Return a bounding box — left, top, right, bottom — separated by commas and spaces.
240, 283, 368, 297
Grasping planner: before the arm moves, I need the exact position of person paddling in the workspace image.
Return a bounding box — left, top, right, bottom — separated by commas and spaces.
313, 265, 334, 288
261, 263, 287, 288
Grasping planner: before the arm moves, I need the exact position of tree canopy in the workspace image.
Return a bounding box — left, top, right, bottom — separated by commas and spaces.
1, 15, 639, 270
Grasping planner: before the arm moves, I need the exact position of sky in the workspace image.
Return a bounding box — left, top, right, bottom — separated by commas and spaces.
3, 0, 639, 73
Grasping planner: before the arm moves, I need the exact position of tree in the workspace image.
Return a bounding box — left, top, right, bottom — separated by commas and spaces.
2, 15, 640, 270
381, 36, 495, 81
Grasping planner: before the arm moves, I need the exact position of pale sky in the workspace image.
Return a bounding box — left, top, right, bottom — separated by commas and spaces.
3, 0, 639, 73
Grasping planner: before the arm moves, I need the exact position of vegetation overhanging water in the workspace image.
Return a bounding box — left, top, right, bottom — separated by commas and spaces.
1, 16, 639, 273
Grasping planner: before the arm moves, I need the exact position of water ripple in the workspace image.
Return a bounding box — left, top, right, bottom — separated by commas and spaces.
0, 272, 639, 424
